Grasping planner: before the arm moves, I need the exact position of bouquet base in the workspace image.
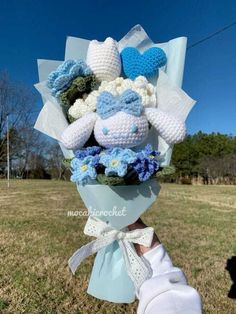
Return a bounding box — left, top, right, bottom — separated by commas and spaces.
87, 241, 135, 303
77, 179, 161, 303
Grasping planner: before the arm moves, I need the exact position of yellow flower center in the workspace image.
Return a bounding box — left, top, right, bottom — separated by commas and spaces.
111, 159, 119, 167
149, 155, 155, 159
80, 164, 88, 172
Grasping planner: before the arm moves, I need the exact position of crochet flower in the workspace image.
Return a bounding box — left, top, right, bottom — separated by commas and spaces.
47, 59, 92, 97
99, 147, 137, 177
70, 156, 97, 185
60, 74, 98, 109
68, 90, 99, 119
141, 144, 160, 158
68, 75, 157, 121
98, 76, 156, 107
131, 145, 160, 182
75, 146, 102, 160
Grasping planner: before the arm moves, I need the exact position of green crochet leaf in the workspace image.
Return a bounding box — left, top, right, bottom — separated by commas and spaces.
62, 158, 73, 169
59, 74, 98, 109
156, 165, 176, 177
96, 174, 125, 186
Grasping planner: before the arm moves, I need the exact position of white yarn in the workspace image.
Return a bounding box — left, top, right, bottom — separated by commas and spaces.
86, 37, 121, 82
94, 111, 149, 148
68, 76, 157, 120
99, 76, 156, 108
68, 91, 99, 119
61, 112, 97, 150
61, 96, 186, 150
145, 108, 186, 145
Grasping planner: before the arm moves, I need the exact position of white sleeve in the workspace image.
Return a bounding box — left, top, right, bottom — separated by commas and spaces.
137, 244, 202, 314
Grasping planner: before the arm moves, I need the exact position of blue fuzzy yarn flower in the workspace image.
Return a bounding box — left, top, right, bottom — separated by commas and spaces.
74, 146, 102, 160
47, 59, 92, 97
70, 156, 97, 185
132, 145, 160, 182
99, 147, 137, 177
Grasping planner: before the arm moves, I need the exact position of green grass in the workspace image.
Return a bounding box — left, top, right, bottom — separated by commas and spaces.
0, 180, 235, 313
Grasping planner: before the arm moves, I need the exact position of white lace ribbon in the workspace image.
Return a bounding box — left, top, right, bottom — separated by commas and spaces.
68, 216, 154, 290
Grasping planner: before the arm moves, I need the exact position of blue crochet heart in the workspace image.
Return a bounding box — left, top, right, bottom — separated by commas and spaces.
121, 47, 167, 80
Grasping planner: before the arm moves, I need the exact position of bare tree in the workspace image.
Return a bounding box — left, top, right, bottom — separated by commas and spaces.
199, 154, 236, 184
45, 143, 70, 180
0, 72, 71, 180
0, 72, 36, 176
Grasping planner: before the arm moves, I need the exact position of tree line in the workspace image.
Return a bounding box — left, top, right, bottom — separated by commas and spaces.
0, 72, 235, 184
171, 132, 236, 184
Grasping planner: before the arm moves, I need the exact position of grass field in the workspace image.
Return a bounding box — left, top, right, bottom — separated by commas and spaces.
0, 180, 235, 313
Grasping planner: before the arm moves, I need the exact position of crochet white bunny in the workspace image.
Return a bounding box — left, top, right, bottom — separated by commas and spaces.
61, 89, 186, 151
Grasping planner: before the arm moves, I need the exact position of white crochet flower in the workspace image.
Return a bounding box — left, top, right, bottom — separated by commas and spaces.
68, 91, 99, 119
69, 76, 157, 120
98, 76, 157, 108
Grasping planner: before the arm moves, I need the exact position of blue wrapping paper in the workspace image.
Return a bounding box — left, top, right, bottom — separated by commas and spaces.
77, 179, 160, 303
88, 242, 135, 303
77, 179, 160, 229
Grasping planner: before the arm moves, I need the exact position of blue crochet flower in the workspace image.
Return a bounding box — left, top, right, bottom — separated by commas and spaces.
99, 147, 137, 177
75, 146, 102, 160
132, 145, 160, 182
140, 144, 160, 158
70, 156, 97, 185
47, 59, 92, 97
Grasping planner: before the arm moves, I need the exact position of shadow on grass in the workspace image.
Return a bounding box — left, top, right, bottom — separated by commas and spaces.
225, 256, 236, 299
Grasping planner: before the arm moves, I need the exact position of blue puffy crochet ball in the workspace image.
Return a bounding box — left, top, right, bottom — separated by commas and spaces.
120, 47, 167, 80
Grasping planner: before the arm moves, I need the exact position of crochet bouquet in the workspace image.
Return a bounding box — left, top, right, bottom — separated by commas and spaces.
35, 25, 195, 303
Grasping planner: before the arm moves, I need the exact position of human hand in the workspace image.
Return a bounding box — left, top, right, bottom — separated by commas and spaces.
128, 218, 160, 256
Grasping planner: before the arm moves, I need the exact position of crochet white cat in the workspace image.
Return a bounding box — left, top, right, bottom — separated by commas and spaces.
61, 89, 186, 150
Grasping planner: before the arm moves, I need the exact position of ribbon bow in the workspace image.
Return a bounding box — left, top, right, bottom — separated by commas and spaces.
68, 216, 154, 290
96, 89, 143, 119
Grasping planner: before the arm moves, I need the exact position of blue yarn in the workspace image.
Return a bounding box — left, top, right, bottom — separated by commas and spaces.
120, 47, 167, 80
96, 89, 143, 119
47, 59, 92, 97
74, 146, 102, 159
131, 144, 160, 181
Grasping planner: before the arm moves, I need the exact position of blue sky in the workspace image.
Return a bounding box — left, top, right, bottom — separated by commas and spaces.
0, 0, 236, 135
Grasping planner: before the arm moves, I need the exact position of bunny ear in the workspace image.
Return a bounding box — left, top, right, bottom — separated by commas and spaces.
61, 112, 97, 150
145, 108, 186, 145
